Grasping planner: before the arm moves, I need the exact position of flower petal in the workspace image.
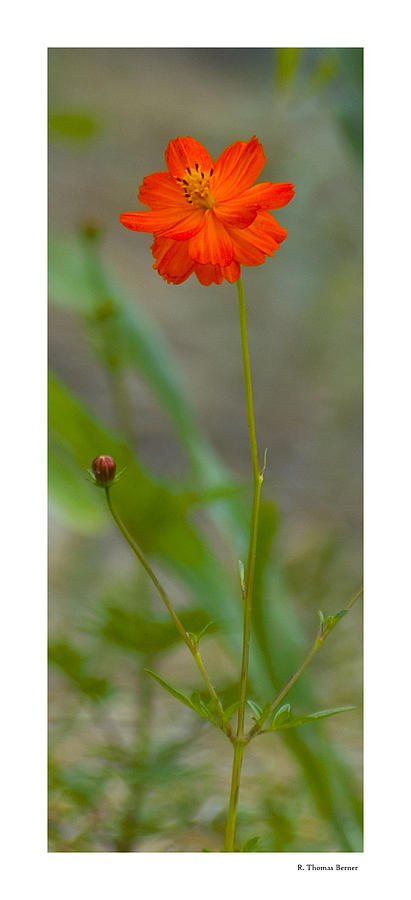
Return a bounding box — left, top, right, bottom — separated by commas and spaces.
194, 259, 241, 286
120, 209, 184, 233
161, 209, 205, 240
194, 263, 224, 286
214, 182, 294, 229
165, 137, 214, 179
214, 197, 260, 229
221, 260, 241, 283
239, 181, 295, 210
212, 137, 265, 201
265, 214, 288, 244
138, 171, 186, 209
188, 211, 234, 266
151, 236, 194, 284
120, 207, 203, 239
229, 211, 287, 265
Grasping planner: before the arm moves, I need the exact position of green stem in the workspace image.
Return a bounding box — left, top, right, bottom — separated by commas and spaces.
248, 640, 320, 740
104, 486, 228, 733
247, 587, 363, 740
224, 276, 264, 851
223, 740, 246, 851
236, 276, 263, 735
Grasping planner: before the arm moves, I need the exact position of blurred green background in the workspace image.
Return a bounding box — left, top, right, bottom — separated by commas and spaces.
48, 48, 362, 852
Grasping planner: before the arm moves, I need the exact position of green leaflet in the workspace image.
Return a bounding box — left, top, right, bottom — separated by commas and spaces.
269, 705, 356, 732
144, 669, 196, 711
241, 836, 260, 852
246, 699, 263, 721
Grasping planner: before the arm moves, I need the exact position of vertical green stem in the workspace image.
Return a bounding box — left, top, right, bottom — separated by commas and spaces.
224, 276, 264, 851
224, 740, 246, 852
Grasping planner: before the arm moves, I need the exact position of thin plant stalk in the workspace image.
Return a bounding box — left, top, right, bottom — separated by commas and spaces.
224, 276, 265, 851
247, 587, 363, 740
103, 486, 228, 733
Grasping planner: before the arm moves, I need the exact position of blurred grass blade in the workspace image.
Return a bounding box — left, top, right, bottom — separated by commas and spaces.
48, 373, 237, 634
49, 235, 226, 481
275, 48, 302, 88
49, 442, 104, 533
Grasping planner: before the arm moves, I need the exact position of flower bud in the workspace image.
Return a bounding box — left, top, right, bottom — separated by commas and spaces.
91, 455, 116, 485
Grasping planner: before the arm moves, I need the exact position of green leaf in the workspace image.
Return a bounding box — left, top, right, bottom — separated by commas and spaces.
49, 111, 100, 142
49, 374, 218, 569
48, 236, 221, 476
100, 605, 214, 656
222, 700, 240, 724
190, 691, 213, 722
186, 619, 216, 649
144, 669, 195, 711
270, 706, 356, 732
276, 48, 302, 87
273, 703, 291, 727
50, 762, 104, 807
246, 699, 263, 722
49, 442, 104, 533
238, 559, 245, 591
242, 836, 261, 852
49, 640, 109, 699
319, 608, 348, 636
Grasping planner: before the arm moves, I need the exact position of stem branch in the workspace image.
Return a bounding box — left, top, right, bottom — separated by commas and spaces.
104, 486, 228, 732
247, 587, 363, 740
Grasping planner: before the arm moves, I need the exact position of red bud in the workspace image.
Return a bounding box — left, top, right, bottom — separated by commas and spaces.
91, 455, 116, 485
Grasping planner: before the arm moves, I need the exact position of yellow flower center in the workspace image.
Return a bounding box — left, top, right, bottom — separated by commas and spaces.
176, 163, 215, 210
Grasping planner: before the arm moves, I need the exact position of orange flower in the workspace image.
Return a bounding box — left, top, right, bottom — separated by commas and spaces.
120, 136, 294, 286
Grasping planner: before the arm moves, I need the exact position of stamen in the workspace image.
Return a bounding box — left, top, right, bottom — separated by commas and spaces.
210, 168, 214, 176
178, 164, 215, 210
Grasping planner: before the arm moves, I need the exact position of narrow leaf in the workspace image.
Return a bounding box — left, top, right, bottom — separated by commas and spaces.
144, 669, 195, 711
238, 559, 245, 591
273, 703, 291, 727
190, 691, 213, 721
242, 836, 260, 852
246, 699, 263, 721
270, 706, 356, 731
222, 700, 240, 724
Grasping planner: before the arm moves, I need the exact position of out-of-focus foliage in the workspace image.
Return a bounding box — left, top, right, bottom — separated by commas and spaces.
49, 47, 362, 852
48, 112, 100, 142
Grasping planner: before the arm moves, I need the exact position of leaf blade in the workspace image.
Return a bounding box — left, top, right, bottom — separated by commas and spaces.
144, 669, 195, 711
270, 705, 356, 731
